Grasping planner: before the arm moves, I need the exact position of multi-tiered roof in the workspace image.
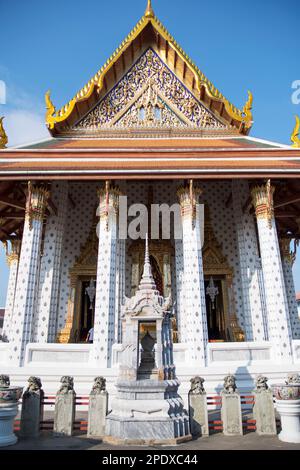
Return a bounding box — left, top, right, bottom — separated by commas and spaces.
0, 1, 300, 243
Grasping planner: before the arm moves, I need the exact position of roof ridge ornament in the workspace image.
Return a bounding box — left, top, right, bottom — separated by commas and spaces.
145, 0, 154, 18
291, 115, 300, 148
0, 117, 8, 149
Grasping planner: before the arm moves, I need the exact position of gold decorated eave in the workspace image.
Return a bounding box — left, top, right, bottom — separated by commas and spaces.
0, 117, 8, 149
291, 115, 300, 148
46, 1, 253, 135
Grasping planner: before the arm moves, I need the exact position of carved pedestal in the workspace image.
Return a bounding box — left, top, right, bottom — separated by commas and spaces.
221, 393, 243, 436
88, 377, 108, 437
20, 377, 44, 438
253, 390, 276, 436
53, 377, 76, 437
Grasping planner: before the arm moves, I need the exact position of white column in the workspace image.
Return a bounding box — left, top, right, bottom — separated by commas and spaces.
174, 239, 184, 342
232, 180, 267, 341
91, 185, 119, 367
9, 183, 49, 365
251, 183, 292, 362
34, 182, 68, 343
115, 238, 126, 343
177, 184, 208, 366
280, 238, 300, 339
1, 240, 21, 342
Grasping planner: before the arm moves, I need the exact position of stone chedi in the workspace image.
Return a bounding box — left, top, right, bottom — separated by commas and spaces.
105, 236, 191, 445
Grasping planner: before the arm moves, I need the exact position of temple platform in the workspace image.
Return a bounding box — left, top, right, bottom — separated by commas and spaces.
1, 341, 299, 404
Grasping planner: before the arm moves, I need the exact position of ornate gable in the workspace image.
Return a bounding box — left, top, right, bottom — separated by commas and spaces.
45, 2, 253, 136
74, 50, 227, 132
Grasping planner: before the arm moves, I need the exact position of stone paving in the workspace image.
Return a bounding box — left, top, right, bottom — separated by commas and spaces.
2, 431, 300, 450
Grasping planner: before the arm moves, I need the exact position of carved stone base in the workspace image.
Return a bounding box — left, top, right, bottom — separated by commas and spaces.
105, 379, 190, 444
103, 434, 192, 447
221, 393, 243, 436
189, 393, 209, 437
253, 390, 277, 436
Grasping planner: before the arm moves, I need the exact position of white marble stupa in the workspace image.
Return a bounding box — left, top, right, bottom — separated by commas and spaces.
104, 236, 191, 445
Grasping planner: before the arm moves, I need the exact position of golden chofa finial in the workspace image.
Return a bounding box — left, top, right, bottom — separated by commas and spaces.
145, 0, 154, 18
0, 117, 8, 149
291, 115, 300, 148
243, 91, 253, 122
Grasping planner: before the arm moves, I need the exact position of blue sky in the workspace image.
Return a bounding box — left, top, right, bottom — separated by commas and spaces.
0, 0, 299, 304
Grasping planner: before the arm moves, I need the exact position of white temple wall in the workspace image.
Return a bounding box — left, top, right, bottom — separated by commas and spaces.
28, 179, 282, 347
56, 182, 99, 335
232, 180, 267, 341
201, 180, 245, 329
282, 257, 300, 339
123, 180, 245, 337
33, 182, 69, 343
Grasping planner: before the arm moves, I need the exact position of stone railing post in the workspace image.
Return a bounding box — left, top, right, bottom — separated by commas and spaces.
20, 377, 44, 438
87, 377, 108, 437
253, 375, 276, 436
188, 376, 209, 437
53, 376, 76, 437
221, 375, 243, 436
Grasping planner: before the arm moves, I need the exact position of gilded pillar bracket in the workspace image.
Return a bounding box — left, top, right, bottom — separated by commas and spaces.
26, 182, 50, 230
251, 180, 275, 229
97, 181, 120, 232
177, 180, 202, 228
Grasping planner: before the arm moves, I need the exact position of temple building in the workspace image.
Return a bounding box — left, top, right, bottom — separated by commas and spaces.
0, 1, 300, 396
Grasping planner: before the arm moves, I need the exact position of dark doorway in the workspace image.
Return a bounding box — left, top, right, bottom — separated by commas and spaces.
204, 278, 226, 341
79, 280, 95, 342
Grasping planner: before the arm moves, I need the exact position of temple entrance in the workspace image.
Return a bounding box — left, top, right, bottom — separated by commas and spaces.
204, 277, 226, 341
202, 208, 245, 342
76, 278, 96, 342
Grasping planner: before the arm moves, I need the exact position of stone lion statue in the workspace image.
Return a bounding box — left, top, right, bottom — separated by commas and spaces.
0, 375, 10, 387
27, 376, 42, 392
190, 376, 205, 395
286, 373, 300, 384
23, 376, 43, 399
255, 375, 269, 392
91, 376, 106, 395
222, 374, 237, 394
58, 376, 74, 395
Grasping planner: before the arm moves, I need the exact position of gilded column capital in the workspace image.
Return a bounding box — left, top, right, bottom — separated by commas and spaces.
25, 182, 50, 229
177, 181, 202, 220
5, 239, 21, 267
97, 182, 121, 228
251, 180, 275, 228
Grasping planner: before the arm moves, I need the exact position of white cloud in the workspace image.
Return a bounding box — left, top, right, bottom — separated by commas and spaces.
0, 81, 50, 147
5, 110, 49, 147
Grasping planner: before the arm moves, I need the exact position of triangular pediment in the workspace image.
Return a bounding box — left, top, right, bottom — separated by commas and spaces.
74, 49, 227, 132
45, 4, 253, 136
